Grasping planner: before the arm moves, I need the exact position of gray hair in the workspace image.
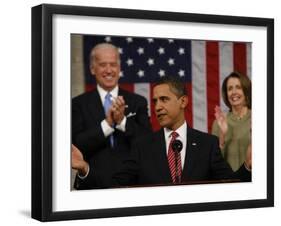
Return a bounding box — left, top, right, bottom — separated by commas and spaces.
90, 43, 120, 67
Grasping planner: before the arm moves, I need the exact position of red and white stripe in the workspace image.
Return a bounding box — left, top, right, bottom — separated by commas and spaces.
191, 41, 251, 133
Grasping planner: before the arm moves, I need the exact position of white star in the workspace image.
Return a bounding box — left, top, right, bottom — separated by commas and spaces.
126, 58, 133, 66
178, 69, 185, 77
178, 48, 185, 55
118, 48, 123, 54
119, 71, 124, 77
147, 38, 154, 43
126, 37, 133, 43
168, 39, 174, 43
158, 69, 165, 77
137, 70, 145, 77
147, 58, 154, 66
158, 47, 165, 55
137, 47, 144, 55
104, 36, 111, 42
167, 58, 175, 65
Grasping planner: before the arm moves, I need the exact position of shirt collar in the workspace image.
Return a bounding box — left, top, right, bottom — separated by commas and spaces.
97, 84, 119, 104
164, 121, 187, 141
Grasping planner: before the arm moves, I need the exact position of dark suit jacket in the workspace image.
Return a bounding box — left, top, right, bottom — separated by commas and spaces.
78, 125, 251, 189
72, 88, 152, 189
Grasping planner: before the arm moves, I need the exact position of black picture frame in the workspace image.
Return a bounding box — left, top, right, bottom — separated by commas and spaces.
32, 3, 274, 222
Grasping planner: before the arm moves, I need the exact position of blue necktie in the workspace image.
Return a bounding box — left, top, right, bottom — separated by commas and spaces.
104, 93, 114, 147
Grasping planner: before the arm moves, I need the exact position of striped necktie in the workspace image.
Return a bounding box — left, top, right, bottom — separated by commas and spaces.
167, 131, 182, 184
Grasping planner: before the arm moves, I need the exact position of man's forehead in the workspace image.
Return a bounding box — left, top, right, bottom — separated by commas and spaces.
96, 52, 118, 59
153, 84, 169, 91
153, 84, 173, 96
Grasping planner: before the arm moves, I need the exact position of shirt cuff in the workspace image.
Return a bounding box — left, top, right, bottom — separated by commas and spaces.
77, 165, 90, 180
115, 116, 127, 132
101, 119, 115, 137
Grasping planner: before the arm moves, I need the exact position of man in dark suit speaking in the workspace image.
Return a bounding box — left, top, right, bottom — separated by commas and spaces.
72, 43, 151, 188
72, 76, 251, 188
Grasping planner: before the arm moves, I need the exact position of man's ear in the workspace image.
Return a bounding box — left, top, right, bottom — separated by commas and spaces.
180, 95, 188, 109
90, 64, 95, 76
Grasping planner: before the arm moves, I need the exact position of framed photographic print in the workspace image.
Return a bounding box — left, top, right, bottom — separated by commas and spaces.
32, 3, 274, 221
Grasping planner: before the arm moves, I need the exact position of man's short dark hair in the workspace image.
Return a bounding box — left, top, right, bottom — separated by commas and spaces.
155, 76, 186, 98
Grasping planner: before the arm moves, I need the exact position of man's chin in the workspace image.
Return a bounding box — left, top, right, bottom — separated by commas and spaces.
158, 121, 169, 129
103, 83, 117, 90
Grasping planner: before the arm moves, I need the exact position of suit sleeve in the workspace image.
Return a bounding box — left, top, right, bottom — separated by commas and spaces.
75, 143, 140, 189
111, 142, 140, 186
124, 95, 152, 139
72, 98, 108, 160
74, 158, 113, 189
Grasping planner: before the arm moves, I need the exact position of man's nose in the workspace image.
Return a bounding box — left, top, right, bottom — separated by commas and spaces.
154, 102, 162, 112
105, 65, 112, 73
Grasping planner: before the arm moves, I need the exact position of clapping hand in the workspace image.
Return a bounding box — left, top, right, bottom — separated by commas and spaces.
214, 105, 228, 135
112, 96, 126, 125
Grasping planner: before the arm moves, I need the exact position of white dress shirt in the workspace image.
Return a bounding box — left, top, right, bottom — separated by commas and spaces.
97, 85, 127, 137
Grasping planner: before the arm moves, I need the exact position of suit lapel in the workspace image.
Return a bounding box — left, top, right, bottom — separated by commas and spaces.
118, 88, 131, 116
182, 126, 198, 180
152, 130, 172, 183
88, 90, 105, 122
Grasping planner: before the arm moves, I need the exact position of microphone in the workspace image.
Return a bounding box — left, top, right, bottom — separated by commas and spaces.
171, 140, 183, 183
172, 140, 183, 153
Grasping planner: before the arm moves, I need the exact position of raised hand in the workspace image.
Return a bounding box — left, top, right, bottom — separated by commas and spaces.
71, 144, 89, 176
214, 105, 228, 135
112, 96, 126, 125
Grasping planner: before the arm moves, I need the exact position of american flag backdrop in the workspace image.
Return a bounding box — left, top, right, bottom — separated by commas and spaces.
81, 35, 251, 133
